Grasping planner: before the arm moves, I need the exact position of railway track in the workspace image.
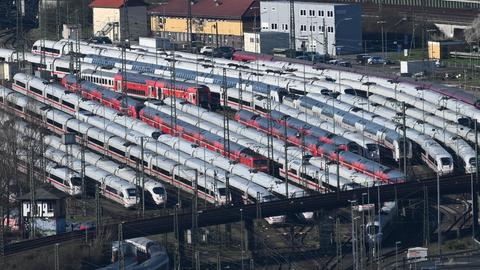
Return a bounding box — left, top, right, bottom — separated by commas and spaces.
2, 160, 477, 255
0, 29, 15, 49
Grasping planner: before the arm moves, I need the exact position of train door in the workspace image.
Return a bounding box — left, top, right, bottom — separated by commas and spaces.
188, 93, 196, 104
148, 85, 154, 99
157, 87, 163, 100
116, 80, 122, 92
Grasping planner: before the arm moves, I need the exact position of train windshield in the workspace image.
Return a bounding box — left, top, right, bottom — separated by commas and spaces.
469, 158, 476, 166
440, 158, 452, 166
70, 177, 82, 187
218, 188, 226, 196
152, 187, 165, 195
253, 159, 268, 167
126, 188, 137, 197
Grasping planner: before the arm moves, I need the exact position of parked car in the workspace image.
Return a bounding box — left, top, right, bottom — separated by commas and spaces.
89, 36, 112, 44
356, 54, 371, 65
214, 46, 235, 59
367, 56, 387, 65
338, 61, 352, 67
200, 46, 215, 55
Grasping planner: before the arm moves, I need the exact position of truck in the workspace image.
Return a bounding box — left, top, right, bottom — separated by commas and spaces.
400, 60, 435, 76
407, 247, 428, 263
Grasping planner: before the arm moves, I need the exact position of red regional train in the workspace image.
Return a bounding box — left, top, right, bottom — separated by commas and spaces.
80, 69, 213, 109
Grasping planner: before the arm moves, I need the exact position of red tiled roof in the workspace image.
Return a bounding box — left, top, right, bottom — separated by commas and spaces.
89, 0, 146, 8
149, 0, 258, 20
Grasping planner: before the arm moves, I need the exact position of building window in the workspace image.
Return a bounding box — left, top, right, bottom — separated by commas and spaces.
250, 37, 255, 43
300, 25, 307, 32
271, 7, 276, 11
319, 10, 324, 17
309, 10, 315, 16
271, 23, 278, 30
320, 26, 325, 32
282, 24, 288, 31
300, 10, 306, 16
327, 26, 334, 33
327, 11, 334, 17
310, 25, 315, 31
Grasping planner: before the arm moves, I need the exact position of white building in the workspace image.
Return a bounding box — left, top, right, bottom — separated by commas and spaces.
260, 1, 362, 55
90, 0, 148, 42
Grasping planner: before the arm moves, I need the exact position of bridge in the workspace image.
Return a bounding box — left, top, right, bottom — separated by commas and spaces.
3, 173, 478, 255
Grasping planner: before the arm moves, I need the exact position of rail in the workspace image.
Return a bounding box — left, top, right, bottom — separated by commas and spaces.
3, 173, 477, 255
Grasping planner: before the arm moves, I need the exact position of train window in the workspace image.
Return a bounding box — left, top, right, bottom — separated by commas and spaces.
196, 185, 207, 194
30, 86, 43, 95
441, 157, 452, 166
87, 136, 104, 147
70, 177, 82, 186
174, 175, 191, 186
50, 174, 64, 184
47, 118, 63, 129
62, 100, 75, 109
42, 47, 60, 55
129, 155, 148, 166
300, 173, 315, 181
126, 188, 136, 197
66, 127, 79, 135
152, 187, 165, 195
254, 105, 268, 113
289, 88, 306, 95
289, 168, 298, 175
152, 165, 171, 176
56, 66, 70, 73
15, 81, 26, 88
46, 93, 60, 102
108, 146, 126, 156
105, 185, 118, 194
127, 89, 146, 96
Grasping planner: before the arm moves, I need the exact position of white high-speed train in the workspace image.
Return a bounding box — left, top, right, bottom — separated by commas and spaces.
43, 135, 168, 206
15, 147, 82, 196
284, 94, 412, 162
338, 94, 473, 174
1, 85, 229, 205
3, 115, 139, 208
145, 98, 376, 191
164, 97, 383, 188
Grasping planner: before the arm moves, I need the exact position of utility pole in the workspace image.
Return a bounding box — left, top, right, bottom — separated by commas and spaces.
266, 92, 274, 175
474, 120, 479, 241
238, 72, 243, 110
54, 243, 60, 270
141, 137, 145, 217
81, 135, 86, 217
95, 183, 101, 236
402, 101, 407, 177
186, 0, 193, 52
40, 0, 46, 69
283, 122, 289, 198
15, 0, 25, 70
437, 171, 441, 258
118, 223, 125, 270
335, 216, 342, 270
192, 170, 198, 270
289, 0, 296, 57
56, 0, 61, 40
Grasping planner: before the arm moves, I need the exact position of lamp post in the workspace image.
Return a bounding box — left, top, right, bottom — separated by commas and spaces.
376, 20, 386, 59
385, 18, 407, 59
395, 241, 402, 270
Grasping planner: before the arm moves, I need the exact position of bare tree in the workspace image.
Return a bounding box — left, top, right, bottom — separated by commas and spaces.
465, 15, 480, 44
